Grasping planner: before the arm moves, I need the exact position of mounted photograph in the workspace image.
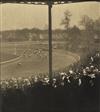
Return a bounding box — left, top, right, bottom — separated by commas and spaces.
0, 0, 100, 112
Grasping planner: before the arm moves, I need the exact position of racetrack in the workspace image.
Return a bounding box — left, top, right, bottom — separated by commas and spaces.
1, 49, 79, 80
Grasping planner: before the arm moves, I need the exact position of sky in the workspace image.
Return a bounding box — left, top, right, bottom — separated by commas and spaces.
0, 1, 100, 31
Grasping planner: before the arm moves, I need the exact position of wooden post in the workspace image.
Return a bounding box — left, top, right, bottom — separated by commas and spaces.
48, 1, 52, 82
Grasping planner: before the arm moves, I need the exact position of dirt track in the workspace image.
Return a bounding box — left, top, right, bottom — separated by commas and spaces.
1, 49, 79, 80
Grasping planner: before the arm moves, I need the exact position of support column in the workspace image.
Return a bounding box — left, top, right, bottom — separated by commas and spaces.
48, 1, 52, 82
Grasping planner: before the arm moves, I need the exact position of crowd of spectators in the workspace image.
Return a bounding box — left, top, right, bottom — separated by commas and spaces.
1, 51, 100, 90
1, 51, 100, 112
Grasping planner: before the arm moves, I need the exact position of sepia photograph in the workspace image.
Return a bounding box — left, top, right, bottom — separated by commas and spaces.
0, 0, 100, 112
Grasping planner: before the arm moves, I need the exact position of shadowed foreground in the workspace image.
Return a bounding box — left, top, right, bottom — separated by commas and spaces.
1, 80, 100, 112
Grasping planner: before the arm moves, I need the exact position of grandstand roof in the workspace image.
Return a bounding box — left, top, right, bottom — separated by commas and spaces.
1, 0, 99, 5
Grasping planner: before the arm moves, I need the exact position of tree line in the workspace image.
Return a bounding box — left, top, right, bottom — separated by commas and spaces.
1, 10, 100, 53
61, 10, 100, 53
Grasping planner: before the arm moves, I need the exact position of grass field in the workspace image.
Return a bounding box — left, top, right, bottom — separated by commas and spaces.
1, 41, 78, 80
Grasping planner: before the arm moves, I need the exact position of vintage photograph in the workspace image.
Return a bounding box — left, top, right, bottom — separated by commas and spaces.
0, 0, 100, 112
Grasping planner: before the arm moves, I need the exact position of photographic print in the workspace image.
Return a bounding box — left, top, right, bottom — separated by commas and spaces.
0, 0, 100, 112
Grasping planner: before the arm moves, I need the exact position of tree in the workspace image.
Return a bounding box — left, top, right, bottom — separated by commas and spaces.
79, 15, 94, 31
61, 10, 72, 30
93, 17, 100, 43
94, 17, 100, 32
66, 25, 81, 51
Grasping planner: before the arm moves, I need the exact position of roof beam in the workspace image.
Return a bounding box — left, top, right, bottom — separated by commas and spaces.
0, 0, 99, 5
